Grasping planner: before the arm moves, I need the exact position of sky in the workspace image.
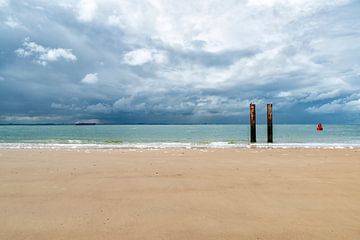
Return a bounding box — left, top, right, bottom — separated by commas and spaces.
0, 0, 359, 124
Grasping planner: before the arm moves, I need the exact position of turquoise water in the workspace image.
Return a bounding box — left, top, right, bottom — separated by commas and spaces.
0, 125, 359, 148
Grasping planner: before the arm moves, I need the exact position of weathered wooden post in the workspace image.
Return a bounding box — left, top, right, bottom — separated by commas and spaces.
267, 103, 273, 143
250, 103, 256, 143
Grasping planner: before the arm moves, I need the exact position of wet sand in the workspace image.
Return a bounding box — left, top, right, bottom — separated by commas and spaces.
0, 148, 359, 240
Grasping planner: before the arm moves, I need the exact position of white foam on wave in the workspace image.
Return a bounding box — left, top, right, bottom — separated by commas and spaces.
0, 142, 359, 149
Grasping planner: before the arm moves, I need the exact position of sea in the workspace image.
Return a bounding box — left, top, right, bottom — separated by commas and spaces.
0, 124, 359, 149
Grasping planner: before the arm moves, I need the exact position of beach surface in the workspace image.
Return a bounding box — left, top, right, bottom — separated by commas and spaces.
0, 148, 359, 240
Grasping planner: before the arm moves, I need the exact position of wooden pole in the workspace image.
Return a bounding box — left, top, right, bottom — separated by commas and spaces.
267, 103, 273, 143
250, 103, 256, 143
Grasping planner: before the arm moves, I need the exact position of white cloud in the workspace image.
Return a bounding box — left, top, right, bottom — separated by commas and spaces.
123, 49, 152, 66
152, 52, 168, 64
4, 17, 21, 28
278, 91, 292, 97
86, 103, 112, 113
89, 0, 348, 53
58, 3, 73, 9
193, 96, 245, 117
107, 14, 122, 26
0, 76, 4, 81
81, 73, 99, 84
77, 0, 97, 22
123, 48, 167, 66
113, 97, 146, 111
306, 94, 360, 113
111, 95, 255, 117
39, 48, 77, 62
51, 103, 82, 111
247, 0, 350, 9
0, 115, 63, 123
15, 38, 77, 65
51, 102, 111, 114
0, 0, 8, 8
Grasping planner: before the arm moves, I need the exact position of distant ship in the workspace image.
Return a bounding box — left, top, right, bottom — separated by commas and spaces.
75, 121, 97, 126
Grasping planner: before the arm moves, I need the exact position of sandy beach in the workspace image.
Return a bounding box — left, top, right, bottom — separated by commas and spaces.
0, 148, 359, 240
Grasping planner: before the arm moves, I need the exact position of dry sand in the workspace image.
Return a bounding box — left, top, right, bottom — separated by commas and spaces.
0, 148, 359, 240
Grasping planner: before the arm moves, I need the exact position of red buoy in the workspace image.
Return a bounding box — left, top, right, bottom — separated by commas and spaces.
317, 123, 323, 131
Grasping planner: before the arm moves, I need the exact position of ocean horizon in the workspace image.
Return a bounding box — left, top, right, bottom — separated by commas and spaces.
1, 124, 359, 149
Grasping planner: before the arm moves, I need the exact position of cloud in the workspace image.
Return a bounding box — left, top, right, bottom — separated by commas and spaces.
95, 0, 350, 53
51, 102, 111, 114
123, 48, 168, 66
0, 0, 8, 8
0, 115, 63, 123
278, 91, 292, 97
247, 0, 345, 8
4, 17, 22, 28
113, 97, 146, 112
41, 49, 77, 62
77, 0, 97, 22
112, 94, 251, 118
15, 38, 77, 65
107, 14, 122, 26
306, 94, 360, 113
81, 73, 99, 84
51, 103, 82, 111
1, 0, 360, 123
86, 103, 112, 113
